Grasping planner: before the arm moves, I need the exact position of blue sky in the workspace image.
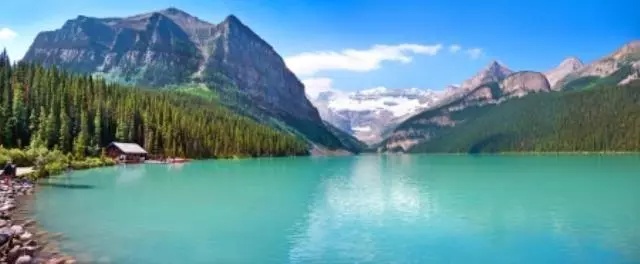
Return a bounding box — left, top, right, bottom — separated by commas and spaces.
0, 0, 638, 94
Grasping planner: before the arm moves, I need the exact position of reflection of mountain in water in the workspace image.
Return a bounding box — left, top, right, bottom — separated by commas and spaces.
289, 155, 430, 263
288, 155, 640, 263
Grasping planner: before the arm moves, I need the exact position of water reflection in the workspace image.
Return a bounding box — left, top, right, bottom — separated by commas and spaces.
115, 164, 146, 185
290, 155, 640, 263
290, 155, 427, 262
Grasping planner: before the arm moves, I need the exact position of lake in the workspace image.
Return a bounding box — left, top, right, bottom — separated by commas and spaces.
35, 155, 640, 263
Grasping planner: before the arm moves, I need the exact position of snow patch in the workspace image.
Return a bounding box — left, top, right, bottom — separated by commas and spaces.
352, 126, 372, 132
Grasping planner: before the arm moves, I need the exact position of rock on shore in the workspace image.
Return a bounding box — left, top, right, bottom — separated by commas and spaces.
0, 180, 76, 264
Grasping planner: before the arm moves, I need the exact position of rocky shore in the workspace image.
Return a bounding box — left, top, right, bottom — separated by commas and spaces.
0, 180, 75, 264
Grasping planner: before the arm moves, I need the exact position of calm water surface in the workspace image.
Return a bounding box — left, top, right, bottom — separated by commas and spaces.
35, 155, 640, 263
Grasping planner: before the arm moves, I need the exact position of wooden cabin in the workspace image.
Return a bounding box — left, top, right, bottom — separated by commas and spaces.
106, 142, 148, 163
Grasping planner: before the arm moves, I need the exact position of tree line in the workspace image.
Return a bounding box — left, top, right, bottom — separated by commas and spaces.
408, 79, 640, 153
0, 50, 309, 158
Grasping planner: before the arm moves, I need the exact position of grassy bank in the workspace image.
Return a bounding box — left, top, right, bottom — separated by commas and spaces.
0, 147, 116, 180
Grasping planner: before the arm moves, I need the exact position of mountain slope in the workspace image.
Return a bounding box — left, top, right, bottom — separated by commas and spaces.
0, 52, 308, 158
409, 80, 640, 153
22, 8, 356, 153
322, 122, 368, 153
554, 41, 640, 89
380, 71, 552, 151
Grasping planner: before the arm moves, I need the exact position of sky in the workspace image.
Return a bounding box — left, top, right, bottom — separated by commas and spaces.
0, 0, 638, 95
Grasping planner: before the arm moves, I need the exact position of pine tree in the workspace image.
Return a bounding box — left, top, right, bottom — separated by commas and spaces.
12, 80, 26, 148
73, 109, 89, 158
59, 104, 71, 152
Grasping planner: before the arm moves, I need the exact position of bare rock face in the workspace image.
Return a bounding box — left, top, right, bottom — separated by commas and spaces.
545, 57, 584, 89
460, 61, 513, 92
437, 61, 512, 107
23, 8, 352, 151
500, 71, 551, 98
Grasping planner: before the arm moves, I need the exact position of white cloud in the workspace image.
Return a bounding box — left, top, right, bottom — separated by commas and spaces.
0, 28, 17, 41
302, 77, 336, 99
466, 48, 483, 59
285, 43, 443, 76
449, 44, 461, 53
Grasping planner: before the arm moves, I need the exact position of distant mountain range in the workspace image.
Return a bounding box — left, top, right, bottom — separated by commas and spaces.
22, 8, 361, 153
309, 87, 444, 144
379, 41, 640, 153
308, 41, 640, 148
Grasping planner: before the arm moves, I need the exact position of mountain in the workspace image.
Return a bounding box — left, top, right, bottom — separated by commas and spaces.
408, 79, 640, 153
544, 57, 584, 89
379, 41, 640, 153
22, 8, 359, 153
554, 41, 640, 89
460, 61, 513, 91
379, 61, 551, 152
309, 87, 444, 144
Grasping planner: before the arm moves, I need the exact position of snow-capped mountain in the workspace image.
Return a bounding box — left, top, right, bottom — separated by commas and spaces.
309, 87, 445, 144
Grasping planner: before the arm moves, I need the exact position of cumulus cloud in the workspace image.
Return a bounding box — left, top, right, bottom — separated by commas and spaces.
285, 43, 443, 76
449, 44, 461, 53
302, 77, 336, 99
0, 28, 17, 41
466, 48, 483, 59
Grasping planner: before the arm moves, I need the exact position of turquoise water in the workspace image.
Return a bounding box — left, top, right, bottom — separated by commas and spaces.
35, 155, 640, 263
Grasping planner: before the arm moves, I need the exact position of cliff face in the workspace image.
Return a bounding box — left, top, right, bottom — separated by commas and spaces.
23, 8, 353, 151
24, 11, 203, 86
500, 71, 551, 98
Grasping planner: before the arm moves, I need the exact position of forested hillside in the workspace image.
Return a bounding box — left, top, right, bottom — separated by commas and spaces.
0, 50, 308, 158
408, 80, 640, 153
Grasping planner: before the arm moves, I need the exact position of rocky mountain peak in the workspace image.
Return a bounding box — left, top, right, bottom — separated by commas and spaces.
611, 40, 640, 60
222, 14, 243, 25
161, 7, 191, 16
559, 57, 584, 68
545, 57, 585, 89
459, 60, 512, 91
484, 60, 511, 74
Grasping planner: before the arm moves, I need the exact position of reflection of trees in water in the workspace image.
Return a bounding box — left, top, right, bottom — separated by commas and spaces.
289, 155, 640, 263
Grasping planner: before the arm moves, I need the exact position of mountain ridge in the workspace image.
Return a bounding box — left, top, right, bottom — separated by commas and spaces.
378, 40, 640, 153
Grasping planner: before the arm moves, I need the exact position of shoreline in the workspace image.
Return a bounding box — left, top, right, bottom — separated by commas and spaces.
1, 180, 75, 264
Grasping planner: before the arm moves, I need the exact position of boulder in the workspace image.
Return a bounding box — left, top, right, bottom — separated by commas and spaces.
19, 231, 33, 241
15, 255, 32, 264
10, 225, 24, 235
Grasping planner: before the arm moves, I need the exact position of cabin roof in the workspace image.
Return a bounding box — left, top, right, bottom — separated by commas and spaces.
108, 142, 148, 154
